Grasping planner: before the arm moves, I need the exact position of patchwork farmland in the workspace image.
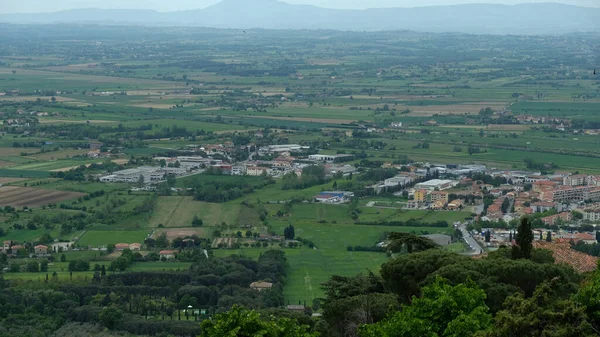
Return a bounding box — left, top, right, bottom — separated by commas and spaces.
0, 186, 85, 207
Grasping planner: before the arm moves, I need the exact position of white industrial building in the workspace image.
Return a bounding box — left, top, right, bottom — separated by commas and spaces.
260, 144, 308, 154
414, 179, 456, 191
99, 166, 186, 184
309, 154, 355, 163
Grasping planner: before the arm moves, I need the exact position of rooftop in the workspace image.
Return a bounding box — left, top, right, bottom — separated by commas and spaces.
534, 241, 598, 273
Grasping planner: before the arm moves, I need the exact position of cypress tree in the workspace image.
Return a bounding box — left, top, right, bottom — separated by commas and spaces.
514, 218, 534, 259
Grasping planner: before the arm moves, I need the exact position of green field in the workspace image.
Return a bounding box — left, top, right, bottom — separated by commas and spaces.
0, 229, 60, 242
149, 196, 209, 228
77, 230, 151, 246
214, 202, 455, 301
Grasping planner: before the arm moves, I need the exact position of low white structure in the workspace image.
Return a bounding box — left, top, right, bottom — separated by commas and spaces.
99, 166, 187, 184
414, 179, 456, 191
260, 144, 308, 154
309, 154, 354, 163
247, 166, 268, 176
232, 165, 247, 175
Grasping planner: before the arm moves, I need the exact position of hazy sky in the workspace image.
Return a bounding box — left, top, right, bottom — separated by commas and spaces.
2, 0, 599, 13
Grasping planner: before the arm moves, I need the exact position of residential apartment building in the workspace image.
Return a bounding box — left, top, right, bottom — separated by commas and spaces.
583, 209, 600, 222
430, 191, 449, 204
247, 166, 268, 176
563, 174, 591, 187
542, 212, 572, 225
414, 189, 428, 203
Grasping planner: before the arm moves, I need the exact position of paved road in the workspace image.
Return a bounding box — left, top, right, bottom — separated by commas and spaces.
458, 222, 484, 255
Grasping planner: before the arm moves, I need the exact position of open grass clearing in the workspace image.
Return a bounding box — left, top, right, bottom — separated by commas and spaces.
149, 196, 200, 228
214, 248, 388, 302
155, 228, 207, 241
77, 230, 150, 246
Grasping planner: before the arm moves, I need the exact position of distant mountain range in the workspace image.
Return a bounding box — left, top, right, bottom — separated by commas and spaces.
1, 1, 599, 35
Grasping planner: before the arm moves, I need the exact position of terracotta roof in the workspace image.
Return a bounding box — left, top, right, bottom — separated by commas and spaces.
534, 241, 598, 273
34, 245, 48, 249
532, 202, 556, 207
159, 250, 178, 255
574, 233, 596, 241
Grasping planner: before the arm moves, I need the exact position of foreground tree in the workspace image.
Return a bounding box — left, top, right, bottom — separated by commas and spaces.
320, 273, 398, 337
386, 232, 438, 254
482, 280, 595, 337
359, 277, 492, 337
512, 218, 533, 259
574, 265, 600, 332
200, 305, 317, 337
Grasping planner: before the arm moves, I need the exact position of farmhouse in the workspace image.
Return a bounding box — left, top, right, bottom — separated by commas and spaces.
159, 250, 178, 260
115, 243, 130, 251
11, 245, 24, 255
129, 243, 142, 251
34, 245, 48, 255
250, 281, 273, 291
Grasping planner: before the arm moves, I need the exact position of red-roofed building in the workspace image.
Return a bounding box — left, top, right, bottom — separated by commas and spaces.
522, 207, 534, 215
11, 245, 24, 255
574, 233, 597, 245
115, 243, 130, 251
541, 212, 572, 225
531, 201, 558, 213
34, 245, 48, 255
532, 180, 558, 192
129, 243, 142, 251
534, 241, 598, 273
159, 250, 178, 260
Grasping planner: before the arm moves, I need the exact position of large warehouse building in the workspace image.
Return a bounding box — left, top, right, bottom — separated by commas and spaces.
414, 179, 456, 191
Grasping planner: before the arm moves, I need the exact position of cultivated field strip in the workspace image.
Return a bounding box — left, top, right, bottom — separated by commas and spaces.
0, 186, 84, 207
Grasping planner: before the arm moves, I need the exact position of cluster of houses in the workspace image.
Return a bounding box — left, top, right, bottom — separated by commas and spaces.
1, 240, 49, 257
146, 144, 358, 180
